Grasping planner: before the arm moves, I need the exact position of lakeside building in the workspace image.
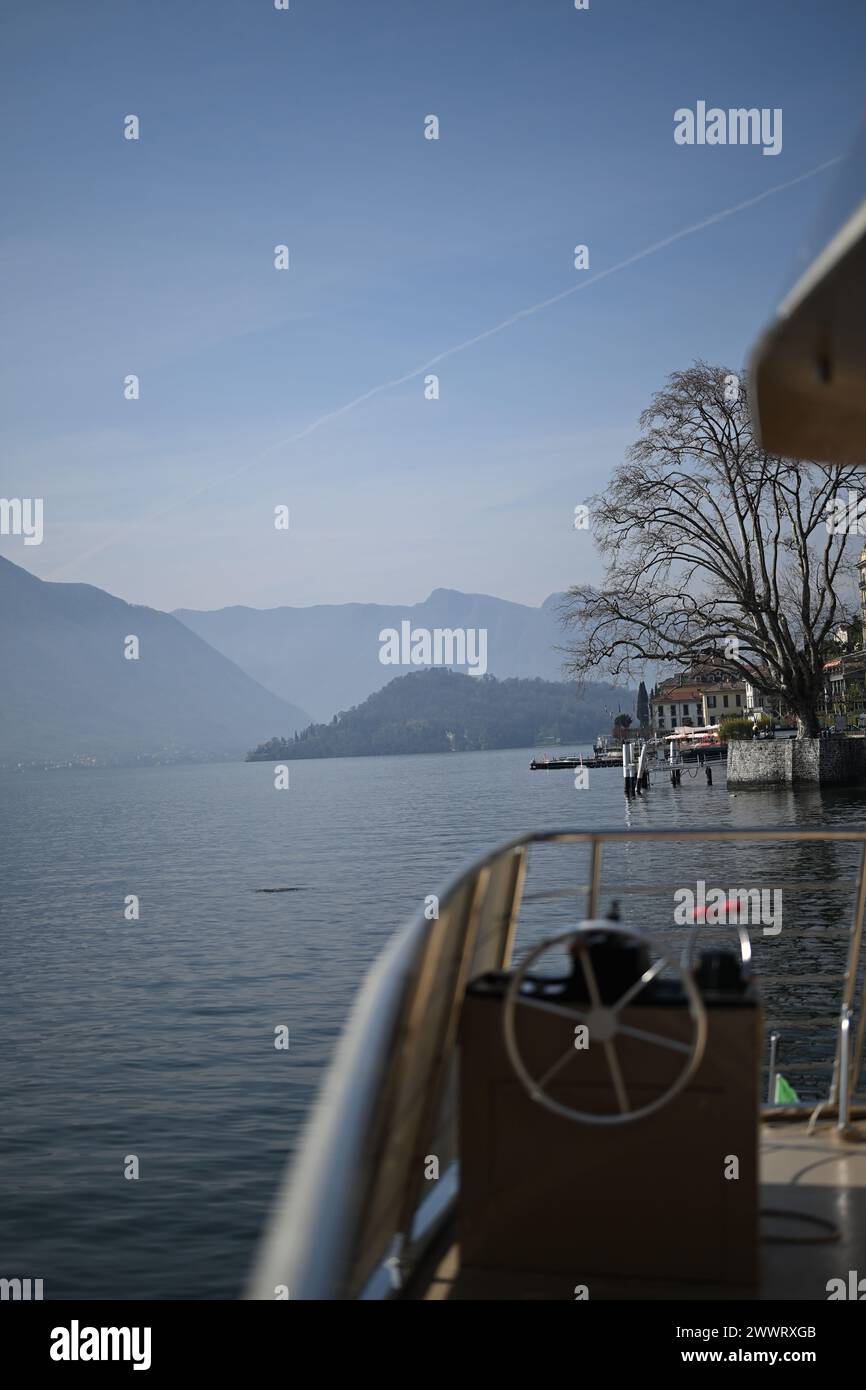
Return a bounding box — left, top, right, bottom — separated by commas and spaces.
823, 650, 866, 719
650, 666, 746, 730
745, 681, 780, 720
818, 547, 866, 717
700, 681, 746, 726
650, 684, 703, 732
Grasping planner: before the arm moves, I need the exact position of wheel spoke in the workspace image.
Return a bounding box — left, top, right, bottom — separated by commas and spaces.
516, 994, 587, 1023
617, 1021, 692, 1054
605, 1041, 630, 1113
612, 957, 666, 1012
537, 1044, 581, 1090
576, 943, 603, 1009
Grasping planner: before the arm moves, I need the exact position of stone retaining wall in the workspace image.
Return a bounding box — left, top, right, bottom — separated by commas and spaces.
727, 736, 866, 786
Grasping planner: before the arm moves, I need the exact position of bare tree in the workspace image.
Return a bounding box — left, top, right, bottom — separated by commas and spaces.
561, 363, 866, 736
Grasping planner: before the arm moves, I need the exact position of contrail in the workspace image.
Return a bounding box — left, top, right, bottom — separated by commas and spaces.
47, 154, 841, 578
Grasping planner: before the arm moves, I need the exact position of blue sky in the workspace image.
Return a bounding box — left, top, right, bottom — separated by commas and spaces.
2, 0, 865, 611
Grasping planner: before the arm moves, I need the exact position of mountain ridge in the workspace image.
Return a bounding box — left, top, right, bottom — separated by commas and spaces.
176, 588, 572, 721
0, 554, 311, 766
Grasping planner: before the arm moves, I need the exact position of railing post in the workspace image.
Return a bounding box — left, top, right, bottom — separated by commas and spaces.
851, 988, 866, 1099
588, 837, 603, 918
837, 1006, 854, 1136
833, 841, 866, 1131
767, 1031, 780, 1105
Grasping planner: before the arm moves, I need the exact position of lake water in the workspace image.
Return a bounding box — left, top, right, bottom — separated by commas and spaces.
1, 747, 865, 1298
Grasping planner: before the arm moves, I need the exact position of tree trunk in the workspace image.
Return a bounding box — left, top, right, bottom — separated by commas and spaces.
792, 699, 821, 739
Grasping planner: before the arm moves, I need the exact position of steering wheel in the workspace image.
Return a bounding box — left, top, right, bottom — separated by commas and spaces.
502, 922, 708, 1125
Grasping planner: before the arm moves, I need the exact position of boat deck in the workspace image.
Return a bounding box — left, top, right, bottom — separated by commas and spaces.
249, 828, 866, 1303
413, 1116, 866, 1300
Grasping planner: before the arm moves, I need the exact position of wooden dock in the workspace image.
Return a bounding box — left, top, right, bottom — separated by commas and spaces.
530, 756, 621, 770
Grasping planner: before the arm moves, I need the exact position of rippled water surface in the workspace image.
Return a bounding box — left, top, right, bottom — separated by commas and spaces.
1, 750, 865, 1297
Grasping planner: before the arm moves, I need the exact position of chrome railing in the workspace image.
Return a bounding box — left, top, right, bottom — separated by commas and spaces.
248, 825, 866, 1301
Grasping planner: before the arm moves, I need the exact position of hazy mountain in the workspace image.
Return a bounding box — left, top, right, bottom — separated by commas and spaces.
0, 555, 310, 766
176, 588, 571, 721
247, 668, 632, 761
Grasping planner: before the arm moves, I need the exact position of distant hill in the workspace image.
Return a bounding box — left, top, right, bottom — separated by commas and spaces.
0, 555, 311, 766
246, 668, 633, 761
176, 589, 571, 722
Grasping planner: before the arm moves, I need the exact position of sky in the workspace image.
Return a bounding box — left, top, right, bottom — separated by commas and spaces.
2, 0, 865, 613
